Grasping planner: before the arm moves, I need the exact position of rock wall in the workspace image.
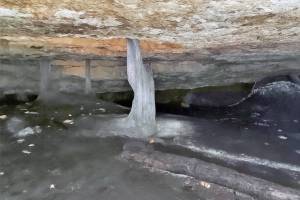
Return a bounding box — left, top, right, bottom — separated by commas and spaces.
1, 55, 299, 97
0, 0, 299, 95
0, 0, 299, 53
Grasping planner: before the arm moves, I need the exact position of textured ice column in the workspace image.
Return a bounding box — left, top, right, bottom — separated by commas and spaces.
85, 59, 92, 94
39, 59, 51, 100
126, 38, 156, 136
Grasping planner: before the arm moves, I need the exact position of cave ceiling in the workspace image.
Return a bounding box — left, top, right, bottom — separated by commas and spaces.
0, 0, 299, 61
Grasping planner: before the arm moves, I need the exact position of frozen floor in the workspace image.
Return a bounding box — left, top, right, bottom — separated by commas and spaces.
0, 91, 299, 199
0, 98, 236, 200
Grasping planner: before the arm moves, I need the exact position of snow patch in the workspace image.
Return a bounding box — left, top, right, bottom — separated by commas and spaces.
16, 127, 35, 137
15, 126, 42, 137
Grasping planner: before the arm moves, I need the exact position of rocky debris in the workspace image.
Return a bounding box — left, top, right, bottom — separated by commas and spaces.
232, 81, 300, 119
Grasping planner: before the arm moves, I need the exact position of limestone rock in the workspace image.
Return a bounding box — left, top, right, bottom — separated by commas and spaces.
0, 0, 299, 59
0, 0, 300, 90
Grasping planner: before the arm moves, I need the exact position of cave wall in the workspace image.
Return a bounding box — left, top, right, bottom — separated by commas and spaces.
1, 54, 299, 97
0, 0, 299, 93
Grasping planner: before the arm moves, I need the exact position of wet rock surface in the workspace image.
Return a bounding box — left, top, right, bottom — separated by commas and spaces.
233, 81, 300, 120
2, 57, 300, 96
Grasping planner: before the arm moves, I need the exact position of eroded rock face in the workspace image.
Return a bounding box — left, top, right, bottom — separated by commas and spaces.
0, 0, 300, 92
1, 56, 299, 96
0, 0, 299, 58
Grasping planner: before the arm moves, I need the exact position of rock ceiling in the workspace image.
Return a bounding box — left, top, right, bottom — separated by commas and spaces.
0, 0, 300, 60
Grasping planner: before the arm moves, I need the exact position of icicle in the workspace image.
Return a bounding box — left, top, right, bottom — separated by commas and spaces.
85, 59, 92, 94
126, 38, 156, 136
39, 59, 51, 100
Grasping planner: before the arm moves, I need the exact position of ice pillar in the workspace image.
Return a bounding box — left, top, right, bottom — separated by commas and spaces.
126, 38, 156, 136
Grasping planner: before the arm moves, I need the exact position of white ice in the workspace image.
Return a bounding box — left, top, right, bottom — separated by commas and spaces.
125, 38, 157, 137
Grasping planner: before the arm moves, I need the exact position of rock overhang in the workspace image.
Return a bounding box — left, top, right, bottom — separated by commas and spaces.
0, 0, 300, 91
0, 0, 299, 59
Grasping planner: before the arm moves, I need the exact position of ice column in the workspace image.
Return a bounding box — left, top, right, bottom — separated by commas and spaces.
126, 38, 156, 136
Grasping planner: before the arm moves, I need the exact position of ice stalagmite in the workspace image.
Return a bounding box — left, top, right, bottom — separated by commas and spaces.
39, 59, 51, 100
85, 59, 92, 95
126, 38, 156, 136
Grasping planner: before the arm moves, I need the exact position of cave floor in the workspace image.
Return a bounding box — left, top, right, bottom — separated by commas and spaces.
0, 95, 299, 199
